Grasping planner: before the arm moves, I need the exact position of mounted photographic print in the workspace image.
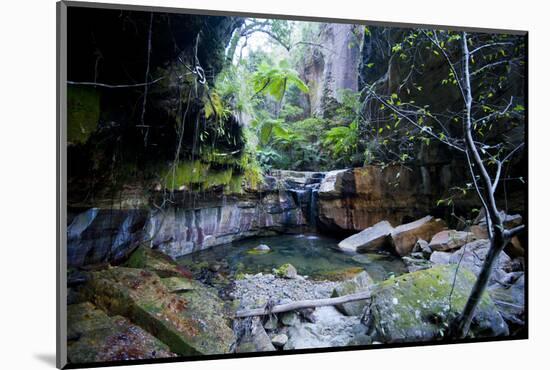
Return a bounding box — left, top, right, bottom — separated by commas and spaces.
57, 1, 528, 368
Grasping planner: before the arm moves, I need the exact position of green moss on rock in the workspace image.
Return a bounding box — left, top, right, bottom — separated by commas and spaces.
331, 270, 373, 316
67, 302, 175, 363
82, 266, 235, 356
273, 263, 298, 278
124, 245, 186, 278
67, 86, 100, 144
370, 264, 508, 342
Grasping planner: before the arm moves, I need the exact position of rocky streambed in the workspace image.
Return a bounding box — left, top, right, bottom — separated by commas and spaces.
66, 207, 525, 364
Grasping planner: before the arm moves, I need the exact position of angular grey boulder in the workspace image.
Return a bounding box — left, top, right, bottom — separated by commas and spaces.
338, 221, 393, 253
236, 317, 276, 353
331, 271, 374, 316
284, 306, 370, 350
429, 251, 452, 265
402, 256, 432, 273
448, 239, 512, 285
271, 334, 288, 347
489, 273, 525, 327
428, 230, 475, 251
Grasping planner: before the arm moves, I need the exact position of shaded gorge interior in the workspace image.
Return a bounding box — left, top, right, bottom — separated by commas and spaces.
64, 4, 527, 366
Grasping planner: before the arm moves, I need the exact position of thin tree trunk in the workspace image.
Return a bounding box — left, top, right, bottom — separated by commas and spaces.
450, 231, 506, 337
450, 32, 507, 338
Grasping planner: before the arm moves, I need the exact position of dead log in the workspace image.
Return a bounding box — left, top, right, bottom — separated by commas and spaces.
234, 290, 372, 318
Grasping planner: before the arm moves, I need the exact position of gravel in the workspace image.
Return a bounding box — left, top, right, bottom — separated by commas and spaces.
234, 273, 337, 310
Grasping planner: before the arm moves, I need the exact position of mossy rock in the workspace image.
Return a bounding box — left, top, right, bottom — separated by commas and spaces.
161, 277, 196, 293
273, 263, 298, 279
82, 267, 235, 356
124, 245, 192, 278
161, 160, 237, 192
331, 271, 374, 316
370, 264, 508, 343
67, 86, 100, 145
234, 272, 248, 280
67, 302, 175, 364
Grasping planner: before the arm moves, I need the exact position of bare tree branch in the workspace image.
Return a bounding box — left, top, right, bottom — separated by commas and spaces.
67, 77, 164, 89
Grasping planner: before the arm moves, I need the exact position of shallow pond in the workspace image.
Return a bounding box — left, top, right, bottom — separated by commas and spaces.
177, 233, 407, 281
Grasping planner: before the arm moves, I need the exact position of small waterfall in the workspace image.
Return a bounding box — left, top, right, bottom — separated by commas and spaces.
281, 171, 325, 231
309, 187, 319, 229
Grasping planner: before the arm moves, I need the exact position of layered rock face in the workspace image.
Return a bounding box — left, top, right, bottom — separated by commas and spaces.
67, 172, 324, 267
317, 165, 477, 233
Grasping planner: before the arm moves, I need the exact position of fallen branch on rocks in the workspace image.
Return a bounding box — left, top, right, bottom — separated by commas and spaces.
234, 290, 372, 318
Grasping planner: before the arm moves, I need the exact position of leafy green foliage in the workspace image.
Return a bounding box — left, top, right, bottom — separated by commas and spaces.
67, 86, 100, 144
323, 121, 359, 162
251, 60, 309, 101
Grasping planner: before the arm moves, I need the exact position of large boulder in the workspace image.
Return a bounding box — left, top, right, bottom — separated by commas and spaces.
67, 302, 175, 364
284, 306, 370, 350
273, 263, 299, 279
331, 271, 374, 316
82, 267, 235, 356
428, 230, 475, 252
505, 236, 525, 258
429, 240, 513, 286
235, 317, 276, 353
430, 251, 452, 265
390, 216, 447, 256
369, 265, 508, 343
338, 221, 393, 253
402, 256, 432, 273
468, 224, 489, 240
124, 245, 192, 278
448, 240, 512, 285
489, 273, 525, 329
477, 211, 523, 229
